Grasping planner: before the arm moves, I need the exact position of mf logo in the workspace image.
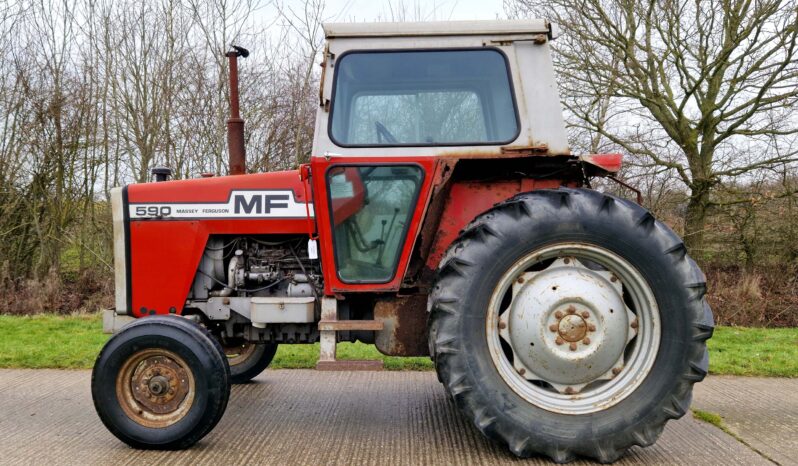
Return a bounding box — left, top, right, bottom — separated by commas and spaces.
234, 194, 290, 214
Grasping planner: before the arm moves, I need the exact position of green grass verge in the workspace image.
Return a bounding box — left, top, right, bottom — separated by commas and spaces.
0, 314, 109, 369
0, 314, 794, 377
707, 326, 798, 377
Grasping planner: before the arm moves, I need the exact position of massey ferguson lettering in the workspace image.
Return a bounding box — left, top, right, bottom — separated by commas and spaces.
129, 190, 313, 219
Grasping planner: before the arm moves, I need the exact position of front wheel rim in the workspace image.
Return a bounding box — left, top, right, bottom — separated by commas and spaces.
486, 243, 661, 415
115, 348, 196, 428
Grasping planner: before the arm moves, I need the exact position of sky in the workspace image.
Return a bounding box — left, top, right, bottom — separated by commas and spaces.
323, 0, 506, 22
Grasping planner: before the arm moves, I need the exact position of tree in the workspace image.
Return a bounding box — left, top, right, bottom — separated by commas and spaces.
508, 0, 798, 251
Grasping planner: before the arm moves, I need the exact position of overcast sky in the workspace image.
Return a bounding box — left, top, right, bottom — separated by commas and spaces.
324, 0, 506, 22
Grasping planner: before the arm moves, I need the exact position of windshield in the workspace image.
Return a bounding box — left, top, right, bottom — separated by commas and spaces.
329, 49, 519, 147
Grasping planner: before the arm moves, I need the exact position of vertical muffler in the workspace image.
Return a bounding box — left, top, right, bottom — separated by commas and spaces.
226, 45, 249, 175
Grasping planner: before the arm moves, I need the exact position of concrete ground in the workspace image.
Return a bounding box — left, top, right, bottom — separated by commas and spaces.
0, 369, 792, 465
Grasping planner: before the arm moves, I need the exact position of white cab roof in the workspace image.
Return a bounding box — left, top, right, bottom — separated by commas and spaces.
323, 19, 550, 38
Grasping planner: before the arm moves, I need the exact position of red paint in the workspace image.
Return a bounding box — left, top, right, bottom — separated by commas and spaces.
425, 178, 564, 271
127, 170, 310, 204
310, 156, 436, 295
127, 170, 313, 316
582, 153, 623, 173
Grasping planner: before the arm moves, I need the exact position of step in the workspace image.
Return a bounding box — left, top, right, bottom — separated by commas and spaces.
316, 297, 384, 371
316, 360, 384, 371
318, 319, 384, 331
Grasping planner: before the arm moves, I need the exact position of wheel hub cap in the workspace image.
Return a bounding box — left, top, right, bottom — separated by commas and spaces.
488, 244, 660, 414
558, 314, 587, 342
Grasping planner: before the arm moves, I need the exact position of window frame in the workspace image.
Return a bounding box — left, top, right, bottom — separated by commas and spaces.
325, 163, 426, 284
327, 47, 521, 148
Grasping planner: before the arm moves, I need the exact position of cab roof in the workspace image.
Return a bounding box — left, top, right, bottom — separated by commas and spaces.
323, 19, 551, 39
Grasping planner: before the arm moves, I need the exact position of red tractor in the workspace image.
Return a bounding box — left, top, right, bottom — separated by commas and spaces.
92, 20, 713, 463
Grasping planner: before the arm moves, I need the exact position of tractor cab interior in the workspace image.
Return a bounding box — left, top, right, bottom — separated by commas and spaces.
327, 165, 423, 283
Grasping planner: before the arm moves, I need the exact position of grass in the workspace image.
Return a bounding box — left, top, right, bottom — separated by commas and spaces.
707, 326, 798, 377
0, 314, 794, 377
0, 314, 109, 369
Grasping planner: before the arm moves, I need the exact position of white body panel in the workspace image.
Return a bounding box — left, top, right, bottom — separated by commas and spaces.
312, 20, 570, 159
110, 187, 128, 315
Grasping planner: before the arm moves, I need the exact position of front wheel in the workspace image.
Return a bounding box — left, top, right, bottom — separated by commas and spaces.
428, 188, 713, 463
92, 315, 231, 449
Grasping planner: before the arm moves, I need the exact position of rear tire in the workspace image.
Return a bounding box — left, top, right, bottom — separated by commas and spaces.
92, 315, 231, 449
220, 340, 278, 384
428, 188, 713, 463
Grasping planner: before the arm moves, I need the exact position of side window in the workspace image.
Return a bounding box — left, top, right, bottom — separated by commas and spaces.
327, 165, 423, 283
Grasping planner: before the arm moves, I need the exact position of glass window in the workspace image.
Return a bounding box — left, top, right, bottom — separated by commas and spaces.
327, 165, 423, 283
330, 49, 519, 146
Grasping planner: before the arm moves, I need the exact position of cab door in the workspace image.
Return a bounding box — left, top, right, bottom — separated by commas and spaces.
310, 158, 435, 294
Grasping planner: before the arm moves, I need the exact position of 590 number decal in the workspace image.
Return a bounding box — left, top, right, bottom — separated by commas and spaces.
135, 206, 172, 217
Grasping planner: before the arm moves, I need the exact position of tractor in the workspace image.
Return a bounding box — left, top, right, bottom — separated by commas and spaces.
91, 19, 713, 463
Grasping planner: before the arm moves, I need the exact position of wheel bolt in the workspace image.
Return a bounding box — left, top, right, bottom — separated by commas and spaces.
581, 311, 589, 318
517, 367, 526, 376
631, 319, 639, 329
567, 305, 576, 315
554, 311, 564, 319
549, 324, 558, 332
563, 258, 571, 264
588, 324, 596, 332
555, 336, 564, 345
517, 276, 525, 284
612, 367, 622, 376
565, 386, 575, 394
610, 274, 618, 282
582, 337, 590, 345
498, 321, 507, 329
569, 342, 577, 351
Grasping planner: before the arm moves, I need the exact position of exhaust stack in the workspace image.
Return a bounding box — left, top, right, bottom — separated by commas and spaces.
226, 45, 249, 175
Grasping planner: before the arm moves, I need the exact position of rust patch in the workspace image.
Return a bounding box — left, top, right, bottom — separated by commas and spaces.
374, 294, 429, 357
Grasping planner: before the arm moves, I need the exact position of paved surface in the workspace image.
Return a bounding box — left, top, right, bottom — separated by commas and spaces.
693, 376, 796, 465
0, 369, 791, 465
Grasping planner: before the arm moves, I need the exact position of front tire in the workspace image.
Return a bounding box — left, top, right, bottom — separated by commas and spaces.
92, 315, 231, 449
428, 188, 713, 463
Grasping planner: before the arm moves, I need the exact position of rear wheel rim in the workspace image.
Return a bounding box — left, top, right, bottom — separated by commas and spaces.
222, 341, 258, 366
115, 348, 195, 428
486, 242, 661, 415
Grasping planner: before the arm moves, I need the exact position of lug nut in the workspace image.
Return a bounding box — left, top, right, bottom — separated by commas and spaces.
555, 311, 564, 319
569, 342, 577, 351
588, 324, 596, 332
563, 258, 571, 264
549, 324, 558, 332
631, 319, 639, 329
582, 337, 590, 345
581, 311, 589, 318
567, 305, 576, 315
610, 274, 618, 282
518, 367, 526, 376
498, 321, 507, 329
555, 336, 564, 345
517, 276, 525, 284
612, 367, 622, 376
565, 386, 575, 394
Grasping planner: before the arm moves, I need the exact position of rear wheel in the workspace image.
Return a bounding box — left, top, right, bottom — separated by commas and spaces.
220, 339, 278, 384
428, 188, 713, 463
92, 315, 231, 449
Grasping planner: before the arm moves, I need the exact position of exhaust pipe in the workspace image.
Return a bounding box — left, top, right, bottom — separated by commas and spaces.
226, 45, 249, 175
